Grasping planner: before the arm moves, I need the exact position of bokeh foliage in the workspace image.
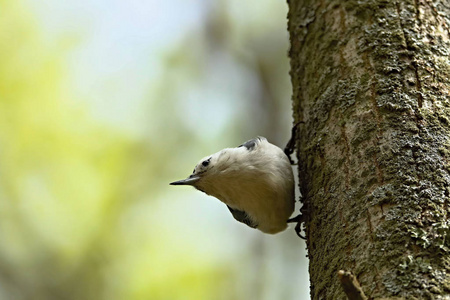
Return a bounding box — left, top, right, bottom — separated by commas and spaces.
0, 1, 231, 299
0, 1, 308, 299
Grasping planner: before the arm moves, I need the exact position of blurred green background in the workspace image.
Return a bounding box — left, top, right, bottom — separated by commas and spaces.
0, 0, 309, 299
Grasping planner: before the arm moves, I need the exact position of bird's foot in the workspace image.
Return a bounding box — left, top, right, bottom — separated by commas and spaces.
287, 214, 306, 239
284, 121, 304, 165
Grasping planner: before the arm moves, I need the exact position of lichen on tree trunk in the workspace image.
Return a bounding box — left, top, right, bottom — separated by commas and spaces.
287, 0, 450, 299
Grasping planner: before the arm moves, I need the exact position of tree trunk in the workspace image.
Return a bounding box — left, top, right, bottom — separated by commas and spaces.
287, 0, 450, 299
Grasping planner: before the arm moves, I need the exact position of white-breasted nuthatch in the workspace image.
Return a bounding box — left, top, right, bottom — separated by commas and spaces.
170, 137, 296, 234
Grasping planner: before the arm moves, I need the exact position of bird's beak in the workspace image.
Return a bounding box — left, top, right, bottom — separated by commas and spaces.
170, 175, 200, 186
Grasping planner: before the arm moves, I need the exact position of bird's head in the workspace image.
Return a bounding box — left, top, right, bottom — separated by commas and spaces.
170, 148, 242, 195
170, 154, 213, 186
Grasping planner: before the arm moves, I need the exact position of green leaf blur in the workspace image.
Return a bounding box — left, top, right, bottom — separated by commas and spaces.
0, 0, 309, 299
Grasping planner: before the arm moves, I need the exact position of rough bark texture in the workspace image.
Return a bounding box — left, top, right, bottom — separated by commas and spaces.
288, 0, 450, 299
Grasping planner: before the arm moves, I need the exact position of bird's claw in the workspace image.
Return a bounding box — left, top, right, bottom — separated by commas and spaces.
284, 121, 303, 165
287, 214, 306, 239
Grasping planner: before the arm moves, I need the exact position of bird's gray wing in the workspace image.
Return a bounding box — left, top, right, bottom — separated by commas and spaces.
226, 205, 258, 228
238, 137, 265, 151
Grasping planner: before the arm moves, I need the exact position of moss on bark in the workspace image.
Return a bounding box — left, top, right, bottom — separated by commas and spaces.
288, 0, 450, 299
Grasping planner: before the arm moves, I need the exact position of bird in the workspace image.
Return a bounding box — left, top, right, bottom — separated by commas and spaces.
170, 137, 296, 234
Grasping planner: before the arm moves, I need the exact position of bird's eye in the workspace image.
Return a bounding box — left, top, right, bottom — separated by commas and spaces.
202, 158, 211, 167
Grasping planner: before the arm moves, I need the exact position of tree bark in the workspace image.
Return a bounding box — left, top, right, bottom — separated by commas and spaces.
288, 0, 450, 299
